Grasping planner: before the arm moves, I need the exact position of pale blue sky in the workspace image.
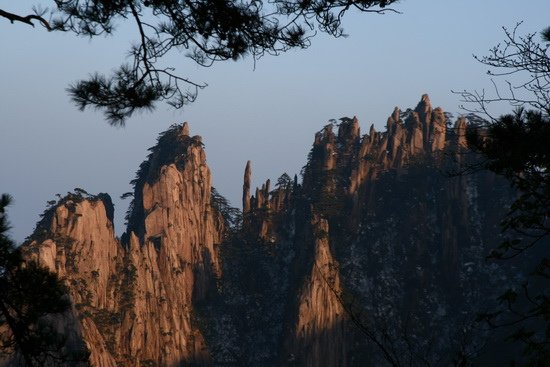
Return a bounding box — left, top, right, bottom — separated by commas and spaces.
1, 0, 549, 242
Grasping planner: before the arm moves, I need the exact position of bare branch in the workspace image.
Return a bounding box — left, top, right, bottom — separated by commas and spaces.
0, 9, 51, 30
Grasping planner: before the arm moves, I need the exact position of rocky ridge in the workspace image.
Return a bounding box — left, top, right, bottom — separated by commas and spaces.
15, 95, 529, 366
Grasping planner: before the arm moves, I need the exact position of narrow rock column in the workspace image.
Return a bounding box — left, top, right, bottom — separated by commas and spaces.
182, 121, 190, 135
243, 160, 252, 213
264, 179, 271, 209
429, 107, 447, 152
455, 117, 468, 150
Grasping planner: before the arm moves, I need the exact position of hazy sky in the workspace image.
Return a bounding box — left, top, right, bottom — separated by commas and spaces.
1, 0, 549, 242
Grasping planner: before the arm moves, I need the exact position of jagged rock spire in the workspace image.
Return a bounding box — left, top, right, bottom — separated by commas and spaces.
387, 107, 401, 131
369, 123, 376, 138
337, 116, 360, 142
418, 93, 432, 108
416, 94, 433, 124
182, 121, 190, 135
455, 117, 468, 149
415, 94, 432, 141
430, 107, 447, 152
243, 160, 252, 213
265, 179, 271, 197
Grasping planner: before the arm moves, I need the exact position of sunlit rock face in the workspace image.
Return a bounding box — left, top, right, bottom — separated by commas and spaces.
286, 216, 348, 367
23, 124, 224, 367
23, 195, 121, 367
117, 124, 224, 366
18, 96, 534, 366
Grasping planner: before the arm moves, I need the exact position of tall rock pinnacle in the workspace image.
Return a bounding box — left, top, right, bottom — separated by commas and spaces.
455, 117, 468, 150
430, 107, 447, 152
243, 160, 252, 213
182, 121, 190, 135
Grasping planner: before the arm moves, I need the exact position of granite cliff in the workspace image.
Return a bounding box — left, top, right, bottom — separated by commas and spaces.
22, 124, 224, 366
14, 95, 535, 366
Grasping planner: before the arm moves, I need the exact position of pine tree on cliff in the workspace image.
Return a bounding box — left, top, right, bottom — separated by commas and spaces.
1, 0, 398, 125
0, 194, 87, 366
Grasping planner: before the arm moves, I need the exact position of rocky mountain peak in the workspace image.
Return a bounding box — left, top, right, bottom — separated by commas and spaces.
337, 116, 361, 143
182, 121, 190, 135
417, 93, 432, 113
16, 101, 520, 367
369, 123, 377, 137
386, 106, 401, 131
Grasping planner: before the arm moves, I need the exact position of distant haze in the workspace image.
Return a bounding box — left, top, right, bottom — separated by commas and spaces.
1, 0, 549, 242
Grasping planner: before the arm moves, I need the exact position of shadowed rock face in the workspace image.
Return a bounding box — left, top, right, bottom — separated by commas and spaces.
17, 96, 536, 366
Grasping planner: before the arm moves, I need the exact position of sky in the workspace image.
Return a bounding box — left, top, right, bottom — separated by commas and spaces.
1, 0, 549, 242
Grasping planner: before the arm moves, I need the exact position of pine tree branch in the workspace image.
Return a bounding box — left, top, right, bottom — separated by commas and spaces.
0, 9, 51, 30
